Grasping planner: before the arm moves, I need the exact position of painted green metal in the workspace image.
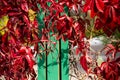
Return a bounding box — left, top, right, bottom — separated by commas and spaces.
61, 40, 69, 80
37, 43, 46, 80
37, 53, 46, 80
47, 36, 59, 80
37, 39, 69, 80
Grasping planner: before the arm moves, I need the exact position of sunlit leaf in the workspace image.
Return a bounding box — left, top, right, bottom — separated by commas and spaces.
0, 15, 9, 35
80, 56, 88, 72
28, 9, 36, 22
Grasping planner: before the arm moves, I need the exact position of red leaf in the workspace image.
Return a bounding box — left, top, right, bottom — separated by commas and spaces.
23, 15, 30, 27
32, 19, 38, 28
95, 0, 104, 12
102, 7, 110, 23
58, 15, 66, 20
8, 12, 22, 16
73, 22, 84, 34
2, 0, 8, 6
41, 34, 48, 42
100, 62, 109, 73
21, 2, 28, 12
67, 27, 72, 38
91, 0, 97, 17
105, 44, 117, 58
100, 61, 119, 80
10, 33, 17, 44
76, 48, 80, 55
111, 7, 117, 22
25, 55, 35, 70
2, 32, 8, 44
83, 0, 104, 17
19, 47, 35, 70
80, 56, 88, 72
106, 70, 118, 80
34, 43, 38, 53
73, 22, 81, 34
72, 5, 78, 12
33, 30, 39, 40
83, 0, 92, 12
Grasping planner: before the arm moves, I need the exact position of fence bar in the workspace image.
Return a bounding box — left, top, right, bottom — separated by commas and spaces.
58, 39, 62, 80
45, 42, 48, 80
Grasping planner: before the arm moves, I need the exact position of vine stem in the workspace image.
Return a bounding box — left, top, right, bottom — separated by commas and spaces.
90, 17, 96, 39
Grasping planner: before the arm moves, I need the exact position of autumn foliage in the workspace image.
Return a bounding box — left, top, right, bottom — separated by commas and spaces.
0, 0, 120, 80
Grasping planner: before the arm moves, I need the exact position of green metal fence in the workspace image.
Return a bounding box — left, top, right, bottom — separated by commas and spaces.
37, 39, 69, 80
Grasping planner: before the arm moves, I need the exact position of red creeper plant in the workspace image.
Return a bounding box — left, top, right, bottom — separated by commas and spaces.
0, 0, 44, 79
83, 0, 120, 79
0, 0, 120, 80
40, 0, 120, 79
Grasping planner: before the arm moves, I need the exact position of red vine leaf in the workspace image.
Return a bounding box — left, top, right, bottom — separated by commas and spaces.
23, 15, 30, 27
80, 55, 88, 72
83, 0, 104, 17
83, 0, 92, 12
95, 0, 104, 13
104, 44, 117, 58
111, 7, 117, 22
21, 2, 28, 12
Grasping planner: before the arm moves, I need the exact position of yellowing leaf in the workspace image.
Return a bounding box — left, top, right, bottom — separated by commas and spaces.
0, 15, 9, 35
28, 9, 36, 22
0, 15, 9, 28
0, 31, 5, 35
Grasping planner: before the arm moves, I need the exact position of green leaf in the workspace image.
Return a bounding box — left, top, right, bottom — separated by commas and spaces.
64, 6, 69, 15
47, 2, 51, 7
37, 3, 42, 13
